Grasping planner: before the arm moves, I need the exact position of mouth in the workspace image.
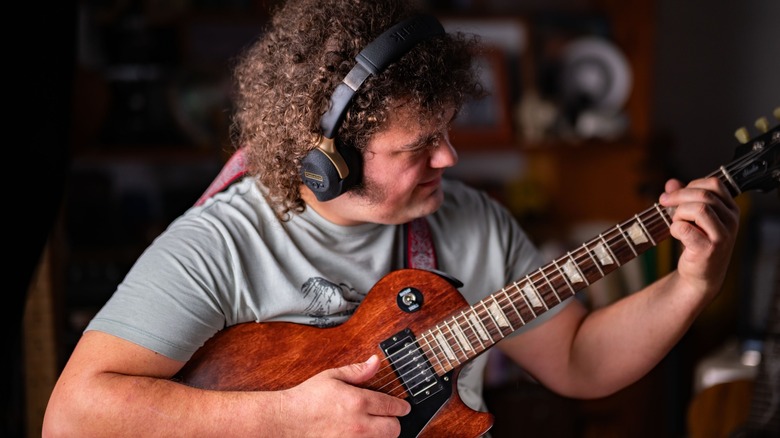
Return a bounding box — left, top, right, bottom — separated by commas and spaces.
418, 175, 441, 188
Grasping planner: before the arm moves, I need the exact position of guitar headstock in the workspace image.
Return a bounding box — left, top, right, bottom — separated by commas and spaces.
729, 107, 779, 195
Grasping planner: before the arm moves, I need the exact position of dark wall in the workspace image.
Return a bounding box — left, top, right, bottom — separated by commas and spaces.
653, 0, 779, 215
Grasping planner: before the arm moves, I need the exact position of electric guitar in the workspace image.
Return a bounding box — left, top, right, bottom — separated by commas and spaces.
175, 112, 779, 437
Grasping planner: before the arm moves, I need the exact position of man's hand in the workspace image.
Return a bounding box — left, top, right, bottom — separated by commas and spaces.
659, 177, 740, 300
276, 355, 411, 437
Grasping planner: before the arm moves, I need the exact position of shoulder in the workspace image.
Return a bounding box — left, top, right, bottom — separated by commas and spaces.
432, 177, 543, 280
146, 176, 280, 265
437, 178, 517, 228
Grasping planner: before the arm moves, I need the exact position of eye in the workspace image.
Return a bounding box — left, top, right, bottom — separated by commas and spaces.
416, 134, 442, 153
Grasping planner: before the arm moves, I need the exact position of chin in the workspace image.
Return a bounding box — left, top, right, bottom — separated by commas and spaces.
413, 190, 444, 217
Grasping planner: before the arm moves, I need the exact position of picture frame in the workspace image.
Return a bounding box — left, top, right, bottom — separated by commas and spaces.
440, 17, 529, 150
448, 46, 515, 149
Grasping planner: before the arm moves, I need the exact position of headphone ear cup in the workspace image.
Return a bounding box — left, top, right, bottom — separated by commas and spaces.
300, 138, 362, 202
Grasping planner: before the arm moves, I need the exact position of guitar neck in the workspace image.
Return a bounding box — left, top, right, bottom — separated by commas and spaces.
418, 119, 778, 373
419, 200, 675, 373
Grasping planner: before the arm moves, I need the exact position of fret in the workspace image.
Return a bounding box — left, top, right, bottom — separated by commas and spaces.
461, 310, 486, 350
459, 313, 484, 356
719, 165, 742, 195
653, 202, 673, 228
526, 278, 548, 311
626, 220, 649, 246
479, 301, 504, 342
616, 223, 639, 257
552, 258, 576, 295
513, 281, 538, 318
434, 326, 457, 365
582, 242, 605, 277
501, 287, 526, 325
467, 309, 490, 343
421, 331, 445, 371
634, 214, 656, 246
538, 267, 562, 303
566, 251, 589, 285
489, 295, 514, 332
597, 234, 619, 266
448, 319, 472, 353
448, 320, 469, 360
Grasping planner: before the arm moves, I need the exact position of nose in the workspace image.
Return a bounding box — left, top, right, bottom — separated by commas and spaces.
430, 133, 458, 169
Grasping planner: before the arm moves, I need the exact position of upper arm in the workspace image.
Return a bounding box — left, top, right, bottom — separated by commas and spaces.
51, 330, 185, 396
44, 330, 186, 435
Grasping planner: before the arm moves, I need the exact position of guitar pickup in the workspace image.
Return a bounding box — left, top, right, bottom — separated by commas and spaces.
380, 328, 443, 404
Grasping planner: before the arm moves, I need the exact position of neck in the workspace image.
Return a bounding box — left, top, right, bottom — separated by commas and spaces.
301, 186, 365, 226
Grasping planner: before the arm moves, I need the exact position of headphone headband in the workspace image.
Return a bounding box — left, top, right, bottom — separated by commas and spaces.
320, 14, 444, 138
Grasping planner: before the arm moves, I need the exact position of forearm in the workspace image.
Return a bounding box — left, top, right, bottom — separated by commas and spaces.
44, 372, 282, 437
564, 270, 715, 397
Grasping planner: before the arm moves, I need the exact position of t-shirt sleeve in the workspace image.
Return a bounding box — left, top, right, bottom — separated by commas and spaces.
85, 214, 236, 362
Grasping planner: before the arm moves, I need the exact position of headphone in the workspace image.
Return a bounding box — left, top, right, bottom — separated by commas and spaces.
300, 14, 445, 202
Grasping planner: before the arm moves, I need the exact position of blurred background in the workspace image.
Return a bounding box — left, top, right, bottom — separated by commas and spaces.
8, 0, 779, 437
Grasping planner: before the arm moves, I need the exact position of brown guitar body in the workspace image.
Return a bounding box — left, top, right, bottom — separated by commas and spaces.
175, 269, 494, 438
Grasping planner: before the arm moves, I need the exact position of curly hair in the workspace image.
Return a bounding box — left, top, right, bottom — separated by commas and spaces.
230, 0, 482, 219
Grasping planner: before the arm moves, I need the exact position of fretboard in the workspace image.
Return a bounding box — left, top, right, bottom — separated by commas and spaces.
419, 200, 675, 374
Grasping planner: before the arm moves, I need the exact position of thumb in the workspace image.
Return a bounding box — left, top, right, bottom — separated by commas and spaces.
330, 354, 381, 385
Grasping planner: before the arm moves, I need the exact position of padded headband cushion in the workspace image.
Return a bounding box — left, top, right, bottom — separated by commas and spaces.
319, 14, 445, 138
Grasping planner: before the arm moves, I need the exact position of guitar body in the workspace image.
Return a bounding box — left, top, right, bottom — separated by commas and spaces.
175, 269, 494, 438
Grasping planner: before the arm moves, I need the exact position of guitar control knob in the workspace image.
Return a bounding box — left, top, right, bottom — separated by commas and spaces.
397, 287, 424, 313
735, 126, 750, 144
774, 106, 780, 120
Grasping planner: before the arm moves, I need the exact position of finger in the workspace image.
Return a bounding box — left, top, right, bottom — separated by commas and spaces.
346, 357, 411, 418
668, 204, 721, 253
363, 390, 411, 418
330, 355, 382, 385
662, 182, 739, 232
326, 356, 411, 417
664, 178, 685, 194
665, 177, 737, 210
660, 180, 738, 227
367, 415, 403, 438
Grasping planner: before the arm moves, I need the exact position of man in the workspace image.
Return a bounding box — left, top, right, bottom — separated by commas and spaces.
43, 0, 739, 436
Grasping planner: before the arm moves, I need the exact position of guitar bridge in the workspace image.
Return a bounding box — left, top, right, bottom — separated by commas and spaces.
380, 328, 444, 404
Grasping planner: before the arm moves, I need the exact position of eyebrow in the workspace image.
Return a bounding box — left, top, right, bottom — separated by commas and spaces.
401, 132, 439, 151
396, 107, 458, 151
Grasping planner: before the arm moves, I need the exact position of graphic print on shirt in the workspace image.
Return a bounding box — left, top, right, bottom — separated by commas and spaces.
301, 277, 366, 327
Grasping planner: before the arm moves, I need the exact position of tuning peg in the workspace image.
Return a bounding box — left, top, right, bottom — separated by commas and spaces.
735, 126, 750, 144
755, 116, 770, 133
774, 107, 780, 121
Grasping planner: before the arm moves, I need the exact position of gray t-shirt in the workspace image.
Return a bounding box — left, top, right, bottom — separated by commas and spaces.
87, 176, 566, 412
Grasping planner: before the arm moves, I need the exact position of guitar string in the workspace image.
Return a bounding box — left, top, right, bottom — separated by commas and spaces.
368, 147, 767, 398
